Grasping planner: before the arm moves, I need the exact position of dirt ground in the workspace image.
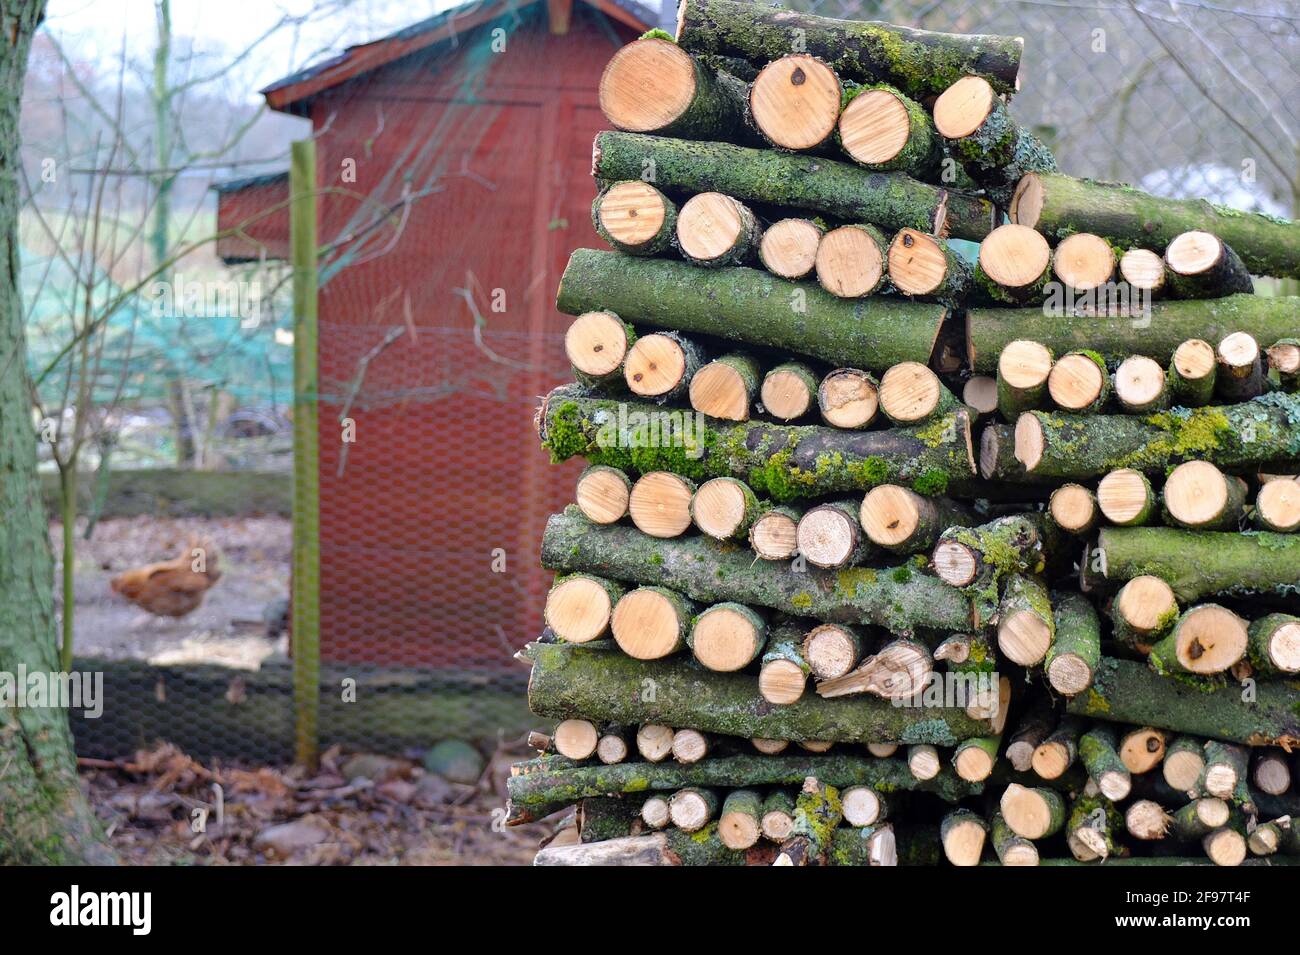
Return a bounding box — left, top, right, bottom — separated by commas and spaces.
53, 514, 291, 668
81, 742, 546, 865
60, 515, 545, 865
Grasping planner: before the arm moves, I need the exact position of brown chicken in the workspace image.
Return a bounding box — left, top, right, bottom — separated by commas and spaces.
110, 540, 222, 618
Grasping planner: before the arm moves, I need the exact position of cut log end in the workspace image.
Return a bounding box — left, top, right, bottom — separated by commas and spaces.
668, 789, 714, 832
999, 339, 1054, 392
1114, 355, 1165, 411
751, 737, 789, 755
1047, 353, 1106, 411
908, 745, 941, 781
758, 659, 806, 705
624, 332, 689, 398
761, 366, 816, 421
611, 588, 687, 660
963, 375, 998, 415
804, 623, 861, 681
860, 484, 921, 548
932, 539, 978, 587
933, 74, 995, 139
1203, 828, 1247, 868
979, 224, 1051, 289
1164, 461, 1231, 528
1031, 741, 1072, 781
841, 786, 883, 827
1165, 230, 1222, 277
750, 54, 842, 151
1162, 749, 1206, 793
598, 37, 697, 133
955, 745, 996, 783
1257, 478, 1300, 533
690, 361, 751, 421
1119, 248, 1166, 291
565, 310, 628, 378
1265, 620, 1300, 672
553, 719, 599, 760
575, 466, 630, 525
1218, 331, 1259, 374
1268, 340, 1300, 375
1252, 752, 1292, 796
1125, 800, 1170, 841
640, 795, 671, 830
596, 734, 628, 765
1119, 728, 1166, 775
879, 361, 944, 424
719, 812, 761, 850
691, 477, 750, 540
840, 88, 911, 164
888, 228, 948, 296
1000, 784, 1058, 840
761, 809, 794, 842
1046, 653, 1093, 697
1049, 484, 1097, 533
671, 728, 709, 764
691, 604, 764, 672
816, 224, 884, 298
749, 510, 799, 560
1009, 172, 1045, 227
818, 368, 879, 429
677, 192, 749, 265
1097, 468, 1150, 525
998, 609, 1052, 666
635, 724, 675, 763
796, 504, 862, 569
1173, 604, 1248, 674
942, 817, 988, 867
1053, 232, 1114, 291
1097, 770, 1131, 802
1173, 338, 1216, 381
628, 471, 694, 538
544, 576, 614, 644
760, 218, 821, 279
598, 180, 669, 248
1115, 575, 1177, 635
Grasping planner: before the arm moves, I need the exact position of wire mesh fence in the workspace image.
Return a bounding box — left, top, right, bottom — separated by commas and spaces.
65, 0, 1299, 764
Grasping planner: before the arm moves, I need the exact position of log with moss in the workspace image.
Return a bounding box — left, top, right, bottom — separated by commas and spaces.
1044, 590, 1101, 697
1094, 526, 1300, 603
593, 132, 996, 241
930, 513, 1058, 626
541, 508, 971, 634
561, 249, 952, 373
521, 641, 995, 754
775, 778, 843, 866
675, 0, 1023, 99
1013, 394, 1300, 480
1079, 724, 1132, 801
1012, 171, 1300, 279
538, 389, 975, 503
591, 180, 678, 256
1065, 657, 1300, 748
966, 295, 1300, 372
838, 84, 941, 178
505, 752, 980, 824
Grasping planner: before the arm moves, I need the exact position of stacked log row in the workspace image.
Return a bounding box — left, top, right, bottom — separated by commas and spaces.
512, 0, 1300, 867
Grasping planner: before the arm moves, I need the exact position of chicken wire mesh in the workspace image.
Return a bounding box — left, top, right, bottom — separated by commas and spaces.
66, 0, 1300, 764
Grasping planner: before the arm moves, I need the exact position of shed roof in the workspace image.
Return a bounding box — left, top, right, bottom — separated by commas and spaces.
260, 0, 671, 114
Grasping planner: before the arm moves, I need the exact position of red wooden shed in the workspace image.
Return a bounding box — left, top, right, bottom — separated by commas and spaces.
217, 0, 664, 677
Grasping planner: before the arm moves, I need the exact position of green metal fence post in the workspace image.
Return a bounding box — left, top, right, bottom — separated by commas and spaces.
290, 137, 321, 769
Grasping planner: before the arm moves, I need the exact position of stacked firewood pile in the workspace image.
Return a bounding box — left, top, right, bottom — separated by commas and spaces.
506, 0, 1300, 866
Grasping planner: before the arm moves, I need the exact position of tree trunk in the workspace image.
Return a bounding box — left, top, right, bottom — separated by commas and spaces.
1066, 657, 1300, 748
675, 0, 1024, 98
506, 752, 979, 824
0, 0, 116, 865
1012, 171, 1300, 279
1014, 395, 1300, 480
538, 388, 976, 503
541, 507, 972, 634
593, 132, 996, 242
559, 247, 950, 372
521, 640, 995, 749
966, 295, 1300, 371
1095, 526, 1300, 603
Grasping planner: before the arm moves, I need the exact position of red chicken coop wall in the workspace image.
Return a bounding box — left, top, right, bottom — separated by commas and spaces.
306, 7, 635, 671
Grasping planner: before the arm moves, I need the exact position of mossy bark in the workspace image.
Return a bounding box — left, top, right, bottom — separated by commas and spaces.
0, 0, 116, 866
1045, 590, 1101, 696
778, 778, 842, 865
1096, 526, 1300, 602
944, 96, 1057, 209
933, 513, 1059, 627
760, 623, 810, 678
997, 360, 1051, 419
506, 752, 980, 824
1065, 656, 1300, 748
974, 257, 1052, 306
1017, 172, 1300, 279
998, 573, 1054, 664
967, 295, 1300, 371
591, 181, 677, 255
1168, 352, 1217, 407
1080, 725, 1130, 792
521, 641, 995, 751
593, 132, 996, 242
676, 0, 1024, 98
578, 797, 643, 843
991, 812, 1037, 864
1067, 793, 1125, 861
542, 508, 972, 634
1017, 394, 1300, 479
560, 248, 950, 372
538, 388, 976, 503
